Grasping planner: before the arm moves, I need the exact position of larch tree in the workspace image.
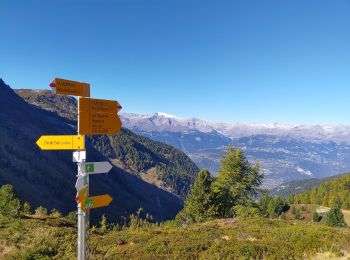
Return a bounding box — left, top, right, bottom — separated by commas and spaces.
176, 169, 217, 223
213, 146, 263, 218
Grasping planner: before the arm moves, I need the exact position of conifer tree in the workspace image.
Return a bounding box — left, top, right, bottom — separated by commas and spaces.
0, 184, 21, 217
176, 169, 216, 223
326, 202, 347, 227
213, 147, 263, 218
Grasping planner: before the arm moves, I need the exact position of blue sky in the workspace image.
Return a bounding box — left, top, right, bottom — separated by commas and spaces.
1, 0, 349, 124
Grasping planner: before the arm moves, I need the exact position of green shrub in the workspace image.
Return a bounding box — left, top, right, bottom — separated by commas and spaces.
312, 211, 321, 222
22, 202, 32, 215
35, 206, 48, 218
233, 205, 260, 217
50, 208, 62, 218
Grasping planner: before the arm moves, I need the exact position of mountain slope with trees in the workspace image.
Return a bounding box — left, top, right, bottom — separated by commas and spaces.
0, 79, 198, 222
15, 88, 199, 198
289, 172, 350, 209
269, 172, 350, 197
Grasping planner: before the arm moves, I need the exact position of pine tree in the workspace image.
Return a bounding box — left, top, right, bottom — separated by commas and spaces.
213, 147, 263, 218
176, 169, 216, 223
0, 184, 21, 217
326, 202, 347, 227
258, 190, 272, 217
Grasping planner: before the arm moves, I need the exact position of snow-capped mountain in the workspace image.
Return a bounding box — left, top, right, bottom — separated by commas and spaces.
120, 112, 350, 188
121, 112, 350, 144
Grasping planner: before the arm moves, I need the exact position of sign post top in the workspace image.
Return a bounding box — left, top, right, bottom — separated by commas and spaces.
50, 78, 90, 97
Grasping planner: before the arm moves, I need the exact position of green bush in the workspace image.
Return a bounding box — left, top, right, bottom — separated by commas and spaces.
233, 205, 260, 217
312, 211, 321, 222
35, 206, 48, 218
22, 202, 32, 215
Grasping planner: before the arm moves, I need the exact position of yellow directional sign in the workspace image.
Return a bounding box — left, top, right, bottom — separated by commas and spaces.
49, 78, 90, 97
78, 97, 122, 135
36, 135, 85, 150
76, 186, 89, 204
82, 194, 112, 210
79, 97, 122, 114
79, 111, 122, 135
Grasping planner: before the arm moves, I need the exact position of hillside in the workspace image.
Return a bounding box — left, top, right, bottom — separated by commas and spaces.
1, 214, 350, 259
15, 88, 199, 198
289, 172, 350, 209
270, 172, 350, 197
269, 178, 323, 197
0, 79, 197, 222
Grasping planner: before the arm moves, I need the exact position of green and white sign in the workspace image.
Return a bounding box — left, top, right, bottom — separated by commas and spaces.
75, 175, 89, 192
78, 161, 113, 175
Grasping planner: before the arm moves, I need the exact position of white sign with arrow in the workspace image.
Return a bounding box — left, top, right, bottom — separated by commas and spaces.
78, 161, 113, 175
75, 175, 89, 192
73, 150, 86, 163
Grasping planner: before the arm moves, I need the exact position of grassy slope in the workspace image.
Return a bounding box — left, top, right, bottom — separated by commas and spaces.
1, 215, 350, 259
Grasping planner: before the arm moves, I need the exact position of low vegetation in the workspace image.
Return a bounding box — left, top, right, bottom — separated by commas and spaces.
1, 213, 350, 259
1, 147, 350, 259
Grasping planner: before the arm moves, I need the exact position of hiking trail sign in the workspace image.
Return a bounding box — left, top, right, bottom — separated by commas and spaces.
78, 97, 122, 135
36, 135, 85, 150
49, 78, 90, 97
37, 77, 122, 260
82, 194, 113, 210
78, 161, 113, 175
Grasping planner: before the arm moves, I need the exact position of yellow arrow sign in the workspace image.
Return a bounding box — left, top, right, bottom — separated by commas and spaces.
82, 194, 112, 210
78, 97, 122, 135
76, 186, 89, 204
79, 97, 122, 114
50, 78, 90, 97
36, 135, 85, 150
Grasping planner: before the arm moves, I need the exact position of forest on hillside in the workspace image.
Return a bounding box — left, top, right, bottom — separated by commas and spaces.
288, 173, 350, 209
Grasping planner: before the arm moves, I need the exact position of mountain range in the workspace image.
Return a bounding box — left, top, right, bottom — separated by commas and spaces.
0, 80, 200, 222
120, 112, 350, 188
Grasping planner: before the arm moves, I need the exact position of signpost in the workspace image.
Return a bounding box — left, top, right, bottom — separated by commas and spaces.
78, 97, 122, 135
49, 78, 90, 97
76, 186, 89, 204
73, 150, 86, 163
36, 135, 85, 150
78, 161, 113, 175
82, 194, 113, 210
75, 175, 89, 192
37, 77, 122, 260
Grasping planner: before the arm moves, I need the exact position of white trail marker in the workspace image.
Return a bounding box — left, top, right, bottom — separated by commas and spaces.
78, 161, 113, 175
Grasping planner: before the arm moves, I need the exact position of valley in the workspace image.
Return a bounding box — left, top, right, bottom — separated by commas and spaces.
121, 113, 350, 188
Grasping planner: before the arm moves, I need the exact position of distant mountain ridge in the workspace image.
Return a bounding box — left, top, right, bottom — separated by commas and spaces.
121, 112, 350, 144
120, 112, 350, 188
